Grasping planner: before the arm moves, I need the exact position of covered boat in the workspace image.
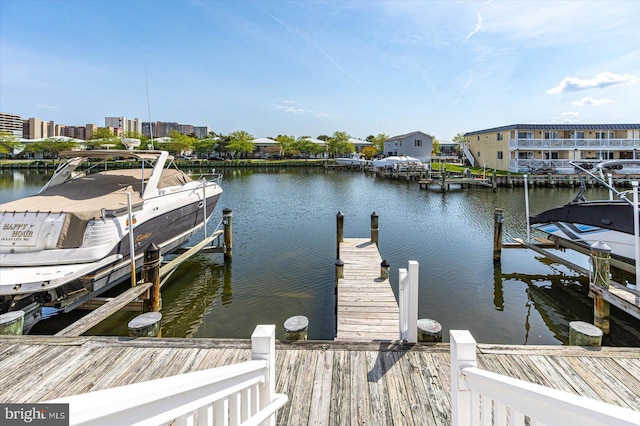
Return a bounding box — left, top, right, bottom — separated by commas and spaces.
0, 149, 223, 331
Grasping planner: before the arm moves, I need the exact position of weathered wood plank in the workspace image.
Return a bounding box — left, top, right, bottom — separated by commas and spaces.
1, 337, 639, 425
336, 238, 399, 341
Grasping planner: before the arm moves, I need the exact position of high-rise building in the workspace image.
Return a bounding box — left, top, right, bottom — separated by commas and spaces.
23, 117, 49, 139
0, 112, 23, 138
193, 126, 210, 139
105, 116, 142, 135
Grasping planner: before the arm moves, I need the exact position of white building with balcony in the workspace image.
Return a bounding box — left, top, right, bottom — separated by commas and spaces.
464, 124, 640, 173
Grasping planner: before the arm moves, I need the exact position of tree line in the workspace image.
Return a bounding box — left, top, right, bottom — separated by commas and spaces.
0, 129, 466, 160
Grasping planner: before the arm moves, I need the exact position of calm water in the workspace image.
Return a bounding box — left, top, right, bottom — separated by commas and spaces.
2, 168, 640, 345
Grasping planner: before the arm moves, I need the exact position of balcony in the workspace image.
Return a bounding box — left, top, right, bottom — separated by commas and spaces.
509, 138, 640, 150
509, 158, 640, 174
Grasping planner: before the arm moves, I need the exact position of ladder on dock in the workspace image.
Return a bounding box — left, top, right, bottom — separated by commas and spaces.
336, 238, 399, 341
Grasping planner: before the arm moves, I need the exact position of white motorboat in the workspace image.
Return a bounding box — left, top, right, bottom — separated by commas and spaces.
0, 149, 223, 331
530, 160, 640, 265
372, 155, 424, 171
334, 152, 371, 167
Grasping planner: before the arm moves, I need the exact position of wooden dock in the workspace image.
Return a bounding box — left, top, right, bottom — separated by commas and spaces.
1, 336, 639, 424
336, 238, 399, 341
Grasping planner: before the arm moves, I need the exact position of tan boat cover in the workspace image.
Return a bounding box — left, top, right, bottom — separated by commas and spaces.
0, 169, 193, 248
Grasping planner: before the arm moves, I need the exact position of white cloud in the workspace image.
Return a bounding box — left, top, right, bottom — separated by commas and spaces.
547, 72, 638, 94
552, 112, 580, 123
464, 2, 491, 42
571, 97, 615, 106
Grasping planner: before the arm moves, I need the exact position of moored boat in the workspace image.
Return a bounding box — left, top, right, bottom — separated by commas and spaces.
530, 160, 640, 265
334, 152, 371, 167
0, 148, 223, 331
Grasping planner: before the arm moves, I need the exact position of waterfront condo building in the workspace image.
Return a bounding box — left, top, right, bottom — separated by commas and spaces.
464, 124, 640, 173
105, 116, 142, 135
0, 112, 24, 138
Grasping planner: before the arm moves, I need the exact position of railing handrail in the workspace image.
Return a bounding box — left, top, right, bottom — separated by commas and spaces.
451, 330, 640, 426
462, 366, 640, 426
398, 260, 419, 342
45, 324, 288, 426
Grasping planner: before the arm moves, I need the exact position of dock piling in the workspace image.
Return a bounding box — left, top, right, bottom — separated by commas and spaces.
417, 318, 442, 342
143, 243, 162, 312
370, 211, 379, 246
590, 241, 611, 335
128, 312, 162, 337
569, 321, 602, 347
336, 211, 344, 259
223, 208, 233, 261
0, 311, 24, 336
284, 315, 309, 340
493, 208, 504, 263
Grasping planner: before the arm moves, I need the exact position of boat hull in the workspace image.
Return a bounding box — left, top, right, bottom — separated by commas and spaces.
530, 200, 637, 265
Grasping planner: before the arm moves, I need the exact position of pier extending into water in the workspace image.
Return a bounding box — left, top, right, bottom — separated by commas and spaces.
335, 212, 400, 341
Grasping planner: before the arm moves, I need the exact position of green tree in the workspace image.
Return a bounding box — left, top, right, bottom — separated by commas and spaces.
452, 132, 466, 156
227, 130, 255, 158
165, 130, 194, 154
276, 135, 295, 157
0, 132, 22, 156
293, 137, 321, 159
369, 133, 388, 153
432, 137, 441, 155
317, 134, 330, 141
89, 128, 119, 149
193, 134, 219, 157
327, 131, 353, 157
24, 138, 79, 158
361, 145, 378, 159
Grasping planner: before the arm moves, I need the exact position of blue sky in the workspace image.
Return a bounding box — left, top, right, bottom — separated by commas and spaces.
1, 1, 639, 141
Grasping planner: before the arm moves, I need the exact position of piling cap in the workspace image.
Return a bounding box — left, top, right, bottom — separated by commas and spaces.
590, 241, 611, 253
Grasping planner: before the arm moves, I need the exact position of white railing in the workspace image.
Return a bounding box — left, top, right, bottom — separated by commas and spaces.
509, 138, 640, 149
399, 260, 419, 343
463, 144, 476, 167
45, 324, 288, 426
450, 330, 640, 426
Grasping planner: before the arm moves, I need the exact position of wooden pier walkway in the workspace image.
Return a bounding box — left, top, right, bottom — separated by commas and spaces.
1, 336, 639, 425
336, 238, 399, 341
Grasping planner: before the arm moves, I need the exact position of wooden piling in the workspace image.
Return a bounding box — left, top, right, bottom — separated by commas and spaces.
143, 243, 162, 312
440, 168, 446, 193
370, 211, 379, 246
569, 321, 602, 347
335, 259, 344, 281
336, 211, 344, 259
590, 241, 611, 334
284, 315, 309, 340
417, 318, 442, 342
128, 312, 162, 337
380, 259, 389, 280
223, 208, 233, 261
493, 208, 504, 262
0, 311, 24, 335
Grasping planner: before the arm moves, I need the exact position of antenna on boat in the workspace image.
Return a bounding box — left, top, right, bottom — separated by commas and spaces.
145, 67, 154, 150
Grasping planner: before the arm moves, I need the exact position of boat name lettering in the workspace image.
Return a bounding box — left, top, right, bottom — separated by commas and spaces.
2, 223, 32, 231
135, 232, 152, 244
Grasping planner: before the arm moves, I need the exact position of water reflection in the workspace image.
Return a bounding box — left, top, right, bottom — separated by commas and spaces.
4, 168, 640, 345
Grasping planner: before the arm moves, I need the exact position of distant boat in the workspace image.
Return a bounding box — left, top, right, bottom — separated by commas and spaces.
334, 153, 371, 167
373, 155, 424, 171
0, 148, 223, 331
530, 160, 640, 265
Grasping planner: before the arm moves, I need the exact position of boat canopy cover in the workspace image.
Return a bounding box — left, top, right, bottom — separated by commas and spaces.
530, 200, 634, 235
0, 169, 193, 248
58, 150, 173, 161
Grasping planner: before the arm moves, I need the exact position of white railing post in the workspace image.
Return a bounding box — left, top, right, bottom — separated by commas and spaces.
251, 324, 276, 426
399, 261, 419, 342
450, 330, 477, 426
408, 260, 419, 343
399, 268, 408, 340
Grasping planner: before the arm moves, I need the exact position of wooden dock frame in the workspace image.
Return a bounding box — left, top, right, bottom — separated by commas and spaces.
497, 208, 640, 336
52, 209, 233, 337
335, 212, 399, 342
